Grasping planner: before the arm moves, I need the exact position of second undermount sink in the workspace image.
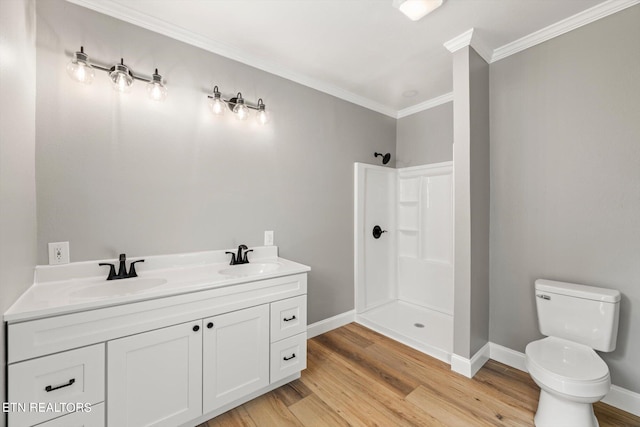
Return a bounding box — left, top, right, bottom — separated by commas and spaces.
218, 262, 282, 277
69, 277, 168, 299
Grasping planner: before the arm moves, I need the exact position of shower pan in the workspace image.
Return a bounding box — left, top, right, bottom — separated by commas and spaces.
354, 161, 453, 363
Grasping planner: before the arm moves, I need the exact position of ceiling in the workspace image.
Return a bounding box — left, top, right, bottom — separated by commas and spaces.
69, 0, 612, 116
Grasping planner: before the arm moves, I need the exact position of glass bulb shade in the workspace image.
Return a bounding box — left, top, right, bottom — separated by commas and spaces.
109, 64, 133, 93
256, 108, 270, 125
147, 81, 167, 102
209, 96, 225, 115
233, 102, 249, 121
393, 0, 443, 21
66, 56, 95, 84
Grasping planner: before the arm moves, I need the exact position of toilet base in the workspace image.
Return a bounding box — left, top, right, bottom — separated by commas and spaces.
534, 389, 599, 427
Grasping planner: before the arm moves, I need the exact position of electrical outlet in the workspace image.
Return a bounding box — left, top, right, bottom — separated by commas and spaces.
264, 230, 274, 246
48, 242, 70, 265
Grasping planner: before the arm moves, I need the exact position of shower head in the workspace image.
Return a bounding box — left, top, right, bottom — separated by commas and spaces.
374, 152, 391, 165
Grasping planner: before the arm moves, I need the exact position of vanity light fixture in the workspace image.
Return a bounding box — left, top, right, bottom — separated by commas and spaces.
66, 46, 168, 101
147, 69, 168, 102
109, 59, 134, 93
207, 86, 270, 125
67, 46, 95, 84
392, 0, 444, 21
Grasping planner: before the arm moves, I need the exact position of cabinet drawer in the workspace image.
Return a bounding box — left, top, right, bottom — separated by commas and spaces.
270, 295, 307, 342
270, 333, 307, 383
8, 344, 105, 427
37, 402, 104, 427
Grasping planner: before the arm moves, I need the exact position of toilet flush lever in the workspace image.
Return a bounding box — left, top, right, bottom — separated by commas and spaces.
536, 294, 551, 300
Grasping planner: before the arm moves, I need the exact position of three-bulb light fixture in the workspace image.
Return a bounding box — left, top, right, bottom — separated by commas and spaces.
67, 46, 168, 101
208, 86, 270, 125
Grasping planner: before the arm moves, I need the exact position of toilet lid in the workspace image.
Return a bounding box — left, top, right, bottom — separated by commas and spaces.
526, 337, 609, 382
526, 337, 611, 398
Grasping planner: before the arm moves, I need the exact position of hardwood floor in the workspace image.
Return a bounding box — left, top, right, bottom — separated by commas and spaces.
199, 322, 640, 426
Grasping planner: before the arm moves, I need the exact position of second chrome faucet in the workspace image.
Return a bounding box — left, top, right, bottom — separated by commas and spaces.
225, 245, 253, 265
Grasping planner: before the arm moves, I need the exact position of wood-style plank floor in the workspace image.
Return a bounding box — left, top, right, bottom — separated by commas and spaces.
199, 322, 640, 426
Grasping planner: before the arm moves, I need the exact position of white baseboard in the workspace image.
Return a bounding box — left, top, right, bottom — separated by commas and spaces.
490, 342, 528, 372
451, 342, 491, 378
307, 310, 355, 338
489, 343, 640, 417
601, 385, 640, 417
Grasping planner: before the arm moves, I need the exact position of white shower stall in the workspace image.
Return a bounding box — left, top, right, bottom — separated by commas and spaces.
354, 161, 454, 363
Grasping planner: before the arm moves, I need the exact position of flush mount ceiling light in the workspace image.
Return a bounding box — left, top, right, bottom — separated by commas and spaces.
392, 0, 445, 21
66, 46, 168, 101
207, 86, 270, 125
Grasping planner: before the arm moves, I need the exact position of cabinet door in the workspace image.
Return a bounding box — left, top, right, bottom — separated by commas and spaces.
107, 321, 202, 427
203, 304, 269, 413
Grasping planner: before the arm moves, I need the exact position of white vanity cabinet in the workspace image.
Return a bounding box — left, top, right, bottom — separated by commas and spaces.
6, 271, 308, 427
107, 321, 203, 427
203, 304, 270, 413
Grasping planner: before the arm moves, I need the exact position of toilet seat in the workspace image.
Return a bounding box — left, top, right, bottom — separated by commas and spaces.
525, 337, 610, 399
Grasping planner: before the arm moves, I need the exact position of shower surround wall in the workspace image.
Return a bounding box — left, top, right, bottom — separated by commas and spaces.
355, 162, 454, 362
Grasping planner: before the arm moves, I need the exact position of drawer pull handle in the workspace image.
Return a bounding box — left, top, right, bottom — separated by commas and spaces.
283, 353, 296, 361
193, 325, 200, 332
283, 315, 296, 322
45, 378, 75, 392
207, 322, 214, 329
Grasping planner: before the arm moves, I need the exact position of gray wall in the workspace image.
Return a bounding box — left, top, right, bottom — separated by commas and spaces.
490, 5, 640, 392
0, 0, 38, 423
396, 102, 453, 167
452, 46, 490, 359
35, 0, 396, 324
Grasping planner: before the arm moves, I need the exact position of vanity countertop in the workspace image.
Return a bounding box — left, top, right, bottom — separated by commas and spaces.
4, 246, 310, 323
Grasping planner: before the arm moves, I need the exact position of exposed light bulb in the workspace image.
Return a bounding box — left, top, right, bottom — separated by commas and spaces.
208, 86, 225, 115
256, 99, 270, 125
67, 47, 95, 84
147, 69, 167, 102
109, 59, 133, 93
232, 93, 249, 120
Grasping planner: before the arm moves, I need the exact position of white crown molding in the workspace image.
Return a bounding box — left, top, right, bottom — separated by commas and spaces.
443, 28, 492, 64
443, 28, 474, 53
491, 0, 640, 62
396, 92, 453, 119
64, 0, 397, 118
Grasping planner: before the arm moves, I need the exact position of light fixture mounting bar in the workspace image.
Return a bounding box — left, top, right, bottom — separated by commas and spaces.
66, 51, 165, 84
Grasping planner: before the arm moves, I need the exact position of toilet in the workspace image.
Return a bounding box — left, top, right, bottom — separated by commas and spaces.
525, 279, 620, 427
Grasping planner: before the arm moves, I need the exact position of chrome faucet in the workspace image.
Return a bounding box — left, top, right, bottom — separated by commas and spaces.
225, 245, 253, 265
99, 253, 144, 280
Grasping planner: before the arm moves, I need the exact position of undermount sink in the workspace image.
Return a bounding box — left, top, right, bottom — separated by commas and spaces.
218, 262, 281, 277
69, 277, 168, 299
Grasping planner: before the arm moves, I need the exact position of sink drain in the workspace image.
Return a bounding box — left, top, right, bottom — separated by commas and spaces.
414, 323, 425, 328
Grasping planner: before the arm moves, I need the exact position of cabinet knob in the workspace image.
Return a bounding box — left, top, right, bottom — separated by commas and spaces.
207, 322, 214, 329
193, 325, 200, 332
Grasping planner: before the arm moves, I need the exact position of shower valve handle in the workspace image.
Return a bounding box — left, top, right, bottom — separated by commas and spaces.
372, 225, 387, 239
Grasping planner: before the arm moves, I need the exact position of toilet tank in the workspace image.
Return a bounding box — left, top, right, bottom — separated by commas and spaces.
535, 279, 620, 352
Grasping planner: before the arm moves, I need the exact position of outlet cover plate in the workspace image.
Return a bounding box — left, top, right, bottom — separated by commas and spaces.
48, 242, 70, 265
264, 230, 274, 246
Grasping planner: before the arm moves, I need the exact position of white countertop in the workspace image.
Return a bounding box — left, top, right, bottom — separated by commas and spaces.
4, 246, 310, 323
